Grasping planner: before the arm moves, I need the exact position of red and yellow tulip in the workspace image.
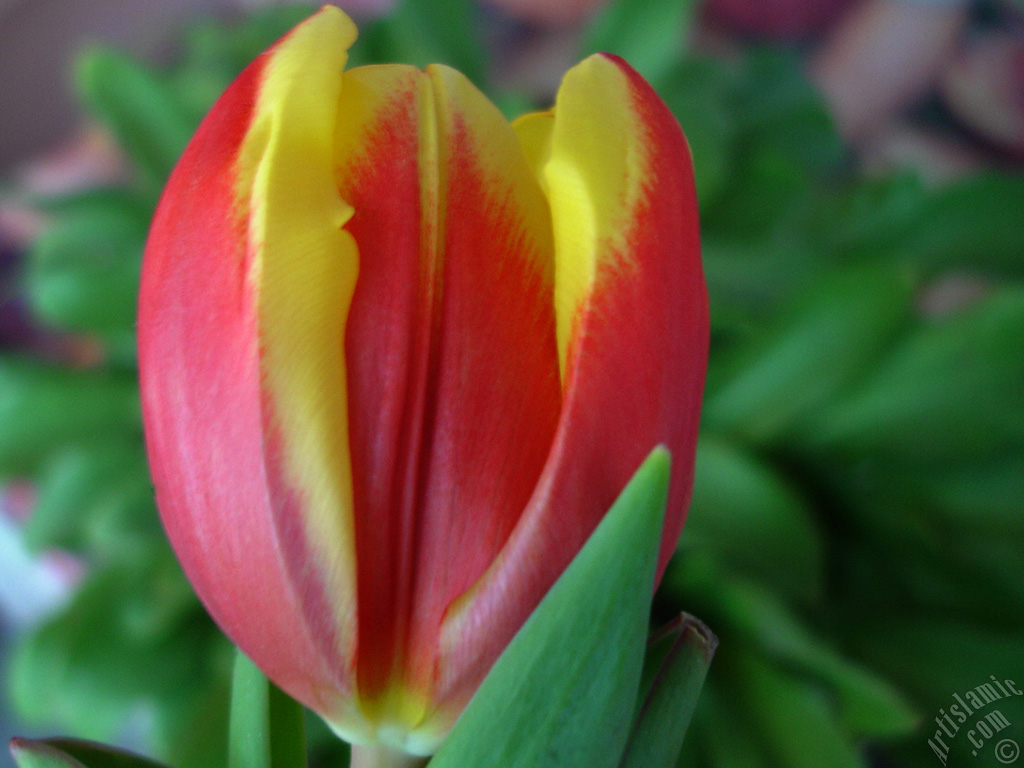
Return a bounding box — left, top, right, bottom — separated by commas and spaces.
138, 5, 706, 757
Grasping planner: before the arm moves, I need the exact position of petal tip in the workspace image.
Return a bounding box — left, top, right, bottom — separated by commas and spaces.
298, 4, 359, 48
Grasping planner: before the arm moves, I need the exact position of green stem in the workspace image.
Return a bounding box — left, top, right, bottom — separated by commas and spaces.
349, 744, 428, 768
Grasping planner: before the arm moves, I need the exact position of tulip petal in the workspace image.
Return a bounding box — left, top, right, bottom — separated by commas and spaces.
335, 62, 562, 735
434, 54, 707, 727
245, 6, 360, 701
140, 6, 366, 736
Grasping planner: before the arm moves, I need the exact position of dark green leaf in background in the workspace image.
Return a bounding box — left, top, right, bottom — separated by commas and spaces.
682, 437, 821, 602
909, 173, 1024, 279
9, 560, 218, 743
703, 260, 917, 444
804, 287, 1024, 464
658, 57, 736, 207
731, 650, 866, 768
24, 442, 153, 555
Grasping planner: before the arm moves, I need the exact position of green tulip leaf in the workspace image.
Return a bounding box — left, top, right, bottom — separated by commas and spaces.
26, 187, 152, 221
156, 672, 233, 768
846, 619, 1024, 706
429, 448, 670, 768
618, 614, 717, 768
10, 737, 168, 768
228, 651, 306, 768
728, 49, 844, 178
917, 454, 1024, 534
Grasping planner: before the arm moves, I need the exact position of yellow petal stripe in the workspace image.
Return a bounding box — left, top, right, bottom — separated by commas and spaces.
514, 54, 652, 378
236, 5, 361, 726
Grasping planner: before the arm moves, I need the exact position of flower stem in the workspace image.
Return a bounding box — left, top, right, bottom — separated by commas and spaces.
349, 745, 428, 768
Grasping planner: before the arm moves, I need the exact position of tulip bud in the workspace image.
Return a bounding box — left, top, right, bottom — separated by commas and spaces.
138, 5, 706, 758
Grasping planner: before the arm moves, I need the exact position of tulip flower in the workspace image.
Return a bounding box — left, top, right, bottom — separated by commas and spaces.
138, 5, 706, 762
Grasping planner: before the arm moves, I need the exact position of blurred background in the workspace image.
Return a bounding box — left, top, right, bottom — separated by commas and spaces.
0, 0, 1022, 766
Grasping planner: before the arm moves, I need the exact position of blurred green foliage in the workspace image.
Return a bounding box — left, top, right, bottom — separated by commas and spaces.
3, 1, 1023, 767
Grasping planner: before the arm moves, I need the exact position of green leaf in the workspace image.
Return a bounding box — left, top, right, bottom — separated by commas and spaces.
581, 0, 696, 86
0, 360, 139, 475
816, 172, 929, 262
26, 205, 147, 338
804, 287, 1024, 464
728, 49, 843, 177
917, 454, 1024, 534
908, 172, 1024, 278
24, 442, 149, 553
618, 615, 717, 768
173, 5, 317, 122
26, 187, 152, 221
845, 618, 1024, 706
378, 0, 488, 86
702, 145, 813, 246
10, 738, 168, 768
229, 651, 306, 768
697, 51, 844, 299
303, 712, 350, 768
704, 260, 916, 443
429, 449, 670, 768
9, 561, 214, 740
157, 666, 232, 768
731, 651, 866, 768
76, 48, 194, 186
182, 5, 317, 73
687, 679, 766, 768
730, 585, 916, 737
683, 436, 822, 601
658, 57, 736, 208
700, 235, 821, 311
666, 558, 917, 738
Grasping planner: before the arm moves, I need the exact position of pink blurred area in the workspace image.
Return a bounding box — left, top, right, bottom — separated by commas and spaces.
705, 0, 855, 39
704, 0, 1022, 170
482, 0, 607, 26
942, 30, 1024, 155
